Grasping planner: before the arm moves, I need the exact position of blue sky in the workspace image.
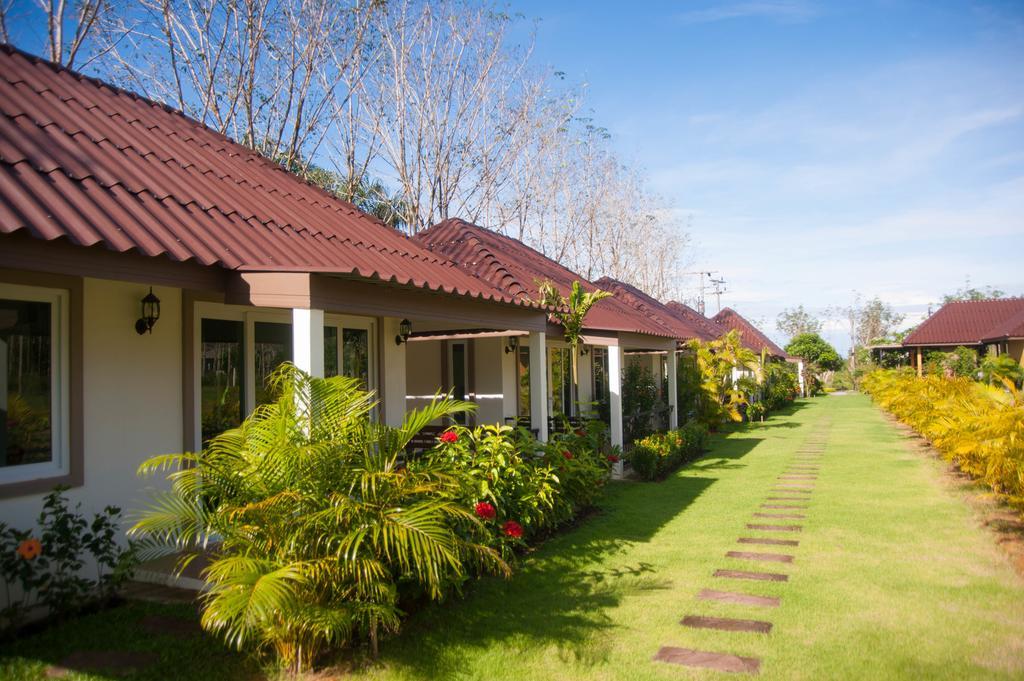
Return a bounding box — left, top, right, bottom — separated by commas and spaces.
512, 0, 1024, 352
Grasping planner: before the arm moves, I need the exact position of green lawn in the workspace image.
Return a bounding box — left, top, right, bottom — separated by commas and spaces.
4, 394, 1023, 680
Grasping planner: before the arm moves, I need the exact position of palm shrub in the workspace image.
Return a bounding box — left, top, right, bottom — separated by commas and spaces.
131, 365, 507, 673
863, 369, 1024, 511
688, 330, 763, 427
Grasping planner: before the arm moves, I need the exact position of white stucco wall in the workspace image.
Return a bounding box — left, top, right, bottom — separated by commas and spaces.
405, 339, 443, 415
0, 277, 182, 535
472, 337, 505, 426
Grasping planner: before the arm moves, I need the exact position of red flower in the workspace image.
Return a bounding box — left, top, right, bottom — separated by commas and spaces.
17, 538, 42, 560
562, 450, 573, 460
607, 454, 620, 463
502, 520, 523, 538
474, 501, 496, 520
439, 430, 458, 444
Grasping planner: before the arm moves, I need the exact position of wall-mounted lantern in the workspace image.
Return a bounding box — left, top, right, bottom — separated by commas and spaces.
504, 336, 520, 354
134, 287, 161, 335
395, 318, 412, 345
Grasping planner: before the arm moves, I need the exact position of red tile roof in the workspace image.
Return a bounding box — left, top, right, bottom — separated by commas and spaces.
595, 277, 722, 342
413, 219, 676, 338
711, 308, 787, 357
903, 298, 1024, 346
664, 301, 729, 342
0, 45, 532, 308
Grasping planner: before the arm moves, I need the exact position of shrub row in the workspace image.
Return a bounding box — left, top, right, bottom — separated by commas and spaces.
625, 420, 709, 481
862, 369, 1024, 511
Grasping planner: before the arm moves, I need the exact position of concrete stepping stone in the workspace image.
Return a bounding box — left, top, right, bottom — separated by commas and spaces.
753, 512, 806, 519
727, 550, 794, 563
774, 485, 814, 490
762, 504, 807, 509
138, 614, 202, 638
747, 523, 802, 531
682, 615, 773, 634
738, 537, 799, 546
714, 568, 789, 581
653, 646, 761, 674
700, 585, 778, 606
698, 588, 780, 607
765, 495, 809, 501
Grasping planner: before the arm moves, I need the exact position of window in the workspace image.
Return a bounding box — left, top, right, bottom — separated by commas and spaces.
200, 319, 244, 443
449, 341, 468, 425
254, 322, 291, 406
517, 346, 530, 420
548, 346, 573, 417
195, 304, 377, 449
592, 347, 610, 423
0, 284, 69, 484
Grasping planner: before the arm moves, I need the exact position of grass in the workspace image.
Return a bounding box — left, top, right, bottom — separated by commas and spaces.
3, 395, 1023, 679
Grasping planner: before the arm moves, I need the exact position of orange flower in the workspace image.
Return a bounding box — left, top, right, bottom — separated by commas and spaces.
17, 537, 42, 560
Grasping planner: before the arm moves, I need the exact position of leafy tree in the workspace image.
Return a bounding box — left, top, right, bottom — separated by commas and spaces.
131, 365, 504, 673
775, 305, 822, 340
942, 280, 1007, 303
785, 333, 844, 371
856, 297, 905, 347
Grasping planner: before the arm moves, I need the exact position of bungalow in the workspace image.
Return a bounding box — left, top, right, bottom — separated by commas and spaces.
0, 46, 553, 534
902, 298, 1024, 376
411, 219, 679, 454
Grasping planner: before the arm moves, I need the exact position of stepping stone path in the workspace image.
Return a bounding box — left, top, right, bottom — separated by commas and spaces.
654, 422, 832, 675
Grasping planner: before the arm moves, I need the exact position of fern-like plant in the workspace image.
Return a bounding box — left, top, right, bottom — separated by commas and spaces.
131, 364, 507, 673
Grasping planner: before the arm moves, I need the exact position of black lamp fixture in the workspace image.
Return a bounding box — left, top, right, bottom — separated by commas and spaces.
395, 318, 412, 345
504, 336, 520, 354
135, 287, 161, 335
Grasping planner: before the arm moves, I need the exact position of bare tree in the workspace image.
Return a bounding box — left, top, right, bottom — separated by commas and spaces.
100, 0, 373, 169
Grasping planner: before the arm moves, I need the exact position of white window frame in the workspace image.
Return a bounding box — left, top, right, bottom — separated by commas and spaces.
192, 303, 378, 450
0, 283, 70, 485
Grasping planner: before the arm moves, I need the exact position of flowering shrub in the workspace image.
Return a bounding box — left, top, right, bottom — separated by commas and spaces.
424, 421, 609, 559
0, 488, 136, 635
626, 420, 709, 481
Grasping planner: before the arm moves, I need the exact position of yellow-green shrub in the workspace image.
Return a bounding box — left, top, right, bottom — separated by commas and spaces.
862, 369, 1024, 510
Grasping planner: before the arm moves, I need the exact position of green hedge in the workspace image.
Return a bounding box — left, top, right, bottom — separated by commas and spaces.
626, 420, 709, 481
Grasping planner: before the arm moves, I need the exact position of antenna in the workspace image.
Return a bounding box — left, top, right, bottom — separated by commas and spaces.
681, 271, 719, 315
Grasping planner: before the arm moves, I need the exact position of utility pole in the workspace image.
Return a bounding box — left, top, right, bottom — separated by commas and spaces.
709, 276, 727, 313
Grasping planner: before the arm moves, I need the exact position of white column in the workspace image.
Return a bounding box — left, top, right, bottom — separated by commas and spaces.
381, 317, 408, 427
667, 349, 679, 429
608, 344, 623, 452
528, 331, 548, 441
797, 360, 806, 397
292, 308, 324, 377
